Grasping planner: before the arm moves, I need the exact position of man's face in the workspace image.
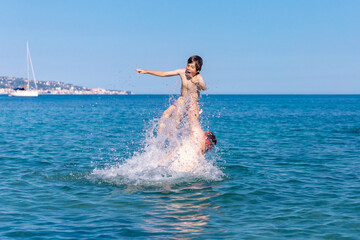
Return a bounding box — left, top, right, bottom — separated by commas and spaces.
204, 131, 212, 152
185, 62, 198, 79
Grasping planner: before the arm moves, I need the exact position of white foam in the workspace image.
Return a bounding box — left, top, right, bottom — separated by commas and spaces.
89, 113, 223, 186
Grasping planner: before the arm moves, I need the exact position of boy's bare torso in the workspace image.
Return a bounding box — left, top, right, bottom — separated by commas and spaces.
178, 69, 203, 103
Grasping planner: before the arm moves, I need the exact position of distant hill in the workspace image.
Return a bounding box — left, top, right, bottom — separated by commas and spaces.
0, 76, 133, 95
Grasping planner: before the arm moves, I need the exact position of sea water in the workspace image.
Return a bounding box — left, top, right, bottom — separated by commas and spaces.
1, 95, 360, 239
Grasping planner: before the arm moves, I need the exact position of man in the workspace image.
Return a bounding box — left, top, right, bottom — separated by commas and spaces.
188, 109, 217, 155
163, 111, 217, 172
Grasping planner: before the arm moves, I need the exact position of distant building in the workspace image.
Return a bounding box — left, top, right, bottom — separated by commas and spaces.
0, 76, 133, 95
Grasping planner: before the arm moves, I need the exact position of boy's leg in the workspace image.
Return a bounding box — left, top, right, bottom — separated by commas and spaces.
173, 97, 186, 128
158, 97, 186, 134
186, 100, 201, 125
158, 104, 176, 133
158, 98, 181, 133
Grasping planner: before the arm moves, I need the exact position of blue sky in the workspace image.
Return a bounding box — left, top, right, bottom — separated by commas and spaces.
0, 0, 359, 94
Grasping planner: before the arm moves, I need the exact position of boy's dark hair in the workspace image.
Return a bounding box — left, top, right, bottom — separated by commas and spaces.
206, 131, 217, 147
188, 55, 203, 72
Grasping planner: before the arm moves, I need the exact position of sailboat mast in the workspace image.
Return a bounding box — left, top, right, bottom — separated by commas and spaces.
27, 41, 38, 90
27, 41, 30, 90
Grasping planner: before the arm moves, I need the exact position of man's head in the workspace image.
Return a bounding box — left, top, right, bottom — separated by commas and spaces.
204, 131, 217, 152
186, 55, 203, 77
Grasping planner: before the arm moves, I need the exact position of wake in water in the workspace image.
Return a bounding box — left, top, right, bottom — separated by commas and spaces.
89, 105, 224, 186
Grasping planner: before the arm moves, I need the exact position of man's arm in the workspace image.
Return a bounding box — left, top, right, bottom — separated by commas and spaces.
188, 110, 206, 154
136, 69, 183, 77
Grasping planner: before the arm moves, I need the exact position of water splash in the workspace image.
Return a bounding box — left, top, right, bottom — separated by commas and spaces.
89, 110, 224, 186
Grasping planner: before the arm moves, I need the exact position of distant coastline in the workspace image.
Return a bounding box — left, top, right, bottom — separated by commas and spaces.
0, 76, 133, 95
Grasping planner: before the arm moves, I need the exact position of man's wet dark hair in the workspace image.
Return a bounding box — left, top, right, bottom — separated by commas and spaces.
188, 55, 203, 72
205, 131, 217, 147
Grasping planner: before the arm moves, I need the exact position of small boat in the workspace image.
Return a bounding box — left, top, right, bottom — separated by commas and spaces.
9, 41, 39, 97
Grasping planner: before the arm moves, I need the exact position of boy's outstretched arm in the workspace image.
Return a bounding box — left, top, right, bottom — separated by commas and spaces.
136, 69, 183, 77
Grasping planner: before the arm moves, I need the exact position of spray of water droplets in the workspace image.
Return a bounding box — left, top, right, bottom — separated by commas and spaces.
89, 100, 224, 186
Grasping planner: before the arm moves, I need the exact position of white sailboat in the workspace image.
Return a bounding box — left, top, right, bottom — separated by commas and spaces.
9, 41, 39, 97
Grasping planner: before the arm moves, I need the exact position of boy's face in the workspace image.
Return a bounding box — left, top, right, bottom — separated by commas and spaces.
185, 62, 198, 78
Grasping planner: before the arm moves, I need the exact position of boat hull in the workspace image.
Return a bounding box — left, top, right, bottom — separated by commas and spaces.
9, 90, 39, 97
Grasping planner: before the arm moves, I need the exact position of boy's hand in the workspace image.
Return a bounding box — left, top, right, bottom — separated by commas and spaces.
136, 69, 146, 74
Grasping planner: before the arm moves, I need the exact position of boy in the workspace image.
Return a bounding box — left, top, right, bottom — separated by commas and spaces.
136, 55, 207, 133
